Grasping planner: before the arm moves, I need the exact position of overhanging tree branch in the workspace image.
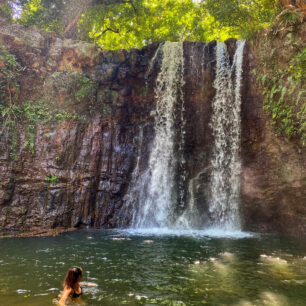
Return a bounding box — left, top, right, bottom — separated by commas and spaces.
101, 27, 119, 35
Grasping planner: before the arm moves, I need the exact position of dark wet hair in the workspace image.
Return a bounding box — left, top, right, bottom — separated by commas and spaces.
64, 267, 83, 289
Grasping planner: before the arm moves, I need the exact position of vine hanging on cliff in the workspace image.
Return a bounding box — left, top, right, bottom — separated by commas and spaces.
0, 45, 22, 159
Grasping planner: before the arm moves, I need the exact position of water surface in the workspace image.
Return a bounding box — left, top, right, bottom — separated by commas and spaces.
0, 229, 306, 305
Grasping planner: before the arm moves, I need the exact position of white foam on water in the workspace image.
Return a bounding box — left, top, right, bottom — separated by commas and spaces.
117, 227, 254, 239
17, 289, 30, 294
34, 293, 49, 296
200, 228, 254, 239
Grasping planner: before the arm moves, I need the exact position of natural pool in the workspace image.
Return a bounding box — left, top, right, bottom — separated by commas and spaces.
0, 229, 306, 305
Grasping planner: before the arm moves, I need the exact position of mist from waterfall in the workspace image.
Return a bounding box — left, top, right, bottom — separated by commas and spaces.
208, 40, 246, 230
131, 41, 185, 228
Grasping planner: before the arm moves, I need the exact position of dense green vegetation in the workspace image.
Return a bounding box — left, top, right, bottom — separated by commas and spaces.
259, 49, 305, 146
5, 0, 280, 49
0, 45, 21, 159
252, 8, 305, 147
17, 0, 65, 33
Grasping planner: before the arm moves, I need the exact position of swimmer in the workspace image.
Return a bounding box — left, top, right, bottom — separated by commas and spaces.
58, 267, 97, 305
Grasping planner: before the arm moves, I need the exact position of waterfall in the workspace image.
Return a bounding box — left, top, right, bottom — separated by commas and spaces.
125, 40, 246, 233
131, 42, 185, 228
175, 172, 201, 229
208, 40, 246, 230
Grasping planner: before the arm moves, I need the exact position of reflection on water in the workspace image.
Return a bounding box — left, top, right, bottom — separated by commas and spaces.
0, 230, 306, 305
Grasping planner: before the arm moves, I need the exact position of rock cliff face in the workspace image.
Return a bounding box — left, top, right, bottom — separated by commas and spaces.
241, 50, 306, 237
0, 17, 305, 237
0, 16, 157, 230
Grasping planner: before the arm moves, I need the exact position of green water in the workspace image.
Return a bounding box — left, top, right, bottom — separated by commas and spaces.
0, 229, 306, 306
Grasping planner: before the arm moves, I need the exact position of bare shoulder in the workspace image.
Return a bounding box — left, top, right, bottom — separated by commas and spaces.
63, 285, 73, 293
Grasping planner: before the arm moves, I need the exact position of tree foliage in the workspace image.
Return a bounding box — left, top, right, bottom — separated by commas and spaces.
6, 0, 281, 49
15, 0, 64, 33
79, 0, 233, 49
79, 0, 279, 49
0, 0, 13, 17
203, 0, 280, 38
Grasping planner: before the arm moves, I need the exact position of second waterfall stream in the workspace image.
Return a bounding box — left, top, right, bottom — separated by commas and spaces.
126, 40, 246, 233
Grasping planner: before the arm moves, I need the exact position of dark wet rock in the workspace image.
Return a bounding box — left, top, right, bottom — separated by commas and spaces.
119, 86, 132, 97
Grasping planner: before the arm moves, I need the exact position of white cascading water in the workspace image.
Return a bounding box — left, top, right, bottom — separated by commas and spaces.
132, 42, 185, 228
208, 40, 246, 231
125, 40, 249, 238
175, 172, 201, 229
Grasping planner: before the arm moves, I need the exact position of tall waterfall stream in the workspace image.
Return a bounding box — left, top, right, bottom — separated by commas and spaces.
131, 42, 185, 228
126, 40, 246, 234
208, 40, 246, 231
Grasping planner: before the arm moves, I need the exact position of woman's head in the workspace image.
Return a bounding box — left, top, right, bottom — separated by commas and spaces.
64, 267, 83, 288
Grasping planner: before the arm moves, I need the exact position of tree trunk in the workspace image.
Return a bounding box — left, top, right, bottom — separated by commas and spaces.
62, 0, 93, 39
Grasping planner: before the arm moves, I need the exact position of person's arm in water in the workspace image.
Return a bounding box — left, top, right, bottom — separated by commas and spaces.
58, 286, 72, 305
79, 281, 98, 287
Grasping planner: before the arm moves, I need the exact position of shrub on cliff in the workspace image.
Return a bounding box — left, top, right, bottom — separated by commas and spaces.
252, 20, 305, 147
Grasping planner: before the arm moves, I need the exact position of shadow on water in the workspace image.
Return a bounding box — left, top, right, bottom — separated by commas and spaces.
0, 229, 306, 305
